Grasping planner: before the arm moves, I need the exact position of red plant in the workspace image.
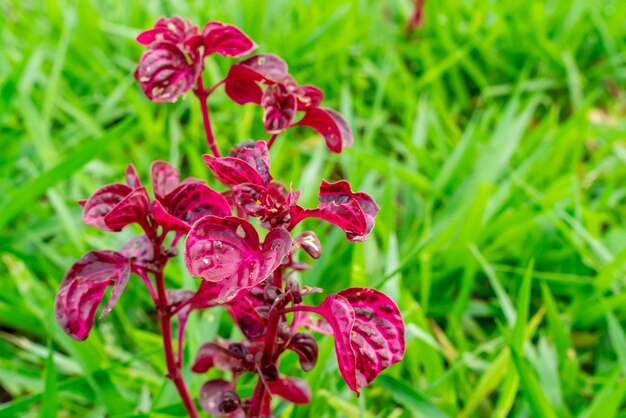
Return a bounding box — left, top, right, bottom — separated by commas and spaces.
55, 16, 405, 418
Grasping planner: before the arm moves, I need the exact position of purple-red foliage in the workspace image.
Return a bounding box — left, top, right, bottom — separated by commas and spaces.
55, 15, 405, 418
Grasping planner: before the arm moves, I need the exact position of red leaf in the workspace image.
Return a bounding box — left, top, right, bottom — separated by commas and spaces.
191, 342, 221, 373
233, 141, 272, 185
134, 42, 202, 103
154, 182, 231, 233
269, 376, 311, 404
120, 235, 153, 265
338, 288, 405, 388
199, 379, 242, 416
309, 288, 405, 395
291, 180, 379, 242
103, 187, 150, 231
136, 16, 198, 46
125, 164, 142, 189
203, 154, 266, 188
227, 291, 266, 339
295, 107, 353, 153
82, 183, 132, 231
224, 54, 288, 105
232, 54, 288, 83
261, 83, 297, 133
151, 160, 180, 200
202, 21, 257, 58
54, 251, 130, 340
184, 216, 291, 303
287, 332, 318, 372
294, 231, 322, 259
296, 84, 324, 110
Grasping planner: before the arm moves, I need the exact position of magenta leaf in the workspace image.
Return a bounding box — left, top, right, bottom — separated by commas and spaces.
155, 182, 231, 233
269, 377, 311, 404
296, 85, 324, 110
291, 180, 379, 242
125, 164, 142, 189
192, 341, 254, 374
54, 251, 130, 340
199, 379, 242, 416
151, 160, 180, 200
227, 291, 266, 339
224, 54, 288, 105
232, 141, 272, 185
287, 332, 318, 372
224, 75, 263, 105
185, 216, 291, 303
192, 341, 240, 374
82, 183, 132, 231
233, 181, 291, 229
103, 187, 151, 231
134, 42, 202, 103
203, 154, 266, 188
295, 107, 353, 153
261, 83, 297, 133
136, 16, 198, 46
232, 54, 288, 83
310, 294, 358, 392
120, 235, 153, 265
294, 231, 321, 259
202, 21, 257, 58
310, 288, 405, 395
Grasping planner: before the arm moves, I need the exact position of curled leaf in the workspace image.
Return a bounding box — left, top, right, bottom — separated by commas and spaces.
199, 379, 242, 416
224, 54, 288, 105
125, 164, 142, 189
269, 376, 311, 404
294, 231, 321, 259
103, 187, 150, 231
54, 251, 130, 340
120, 235, 153, 265
203, 154, 266, 188
151, 161, 180, 200
136, 16, 198, 46
83, 184, 149, 232
202, 21, 257, 58
295, 107, 353, 153
287, 332, 318, 372
291, 180, 379, 242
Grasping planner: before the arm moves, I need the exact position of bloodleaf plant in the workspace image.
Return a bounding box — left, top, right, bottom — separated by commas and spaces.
55, 16, 405, 418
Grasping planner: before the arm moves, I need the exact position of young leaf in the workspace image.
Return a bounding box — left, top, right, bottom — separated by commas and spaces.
268, 377, 311, 404
201, 22, 257, 58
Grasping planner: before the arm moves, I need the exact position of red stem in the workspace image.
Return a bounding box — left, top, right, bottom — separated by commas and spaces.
248, 271, 284, 417
267, 133, 278, 149
195, 77, 221, 157
154, 269, 200, 418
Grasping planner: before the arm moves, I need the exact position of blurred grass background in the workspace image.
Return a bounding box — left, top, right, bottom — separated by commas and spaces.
1, 0, 626, 416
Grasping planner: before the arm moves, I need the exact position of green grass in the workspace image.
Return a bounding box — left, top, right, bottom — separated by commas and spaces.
1, 0, 626, 416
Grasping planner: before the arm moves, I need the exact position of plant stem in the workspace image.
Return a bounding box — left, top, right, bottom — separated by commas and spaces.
195, 77, 221, 157
154, 270, 200, 418
267, 133, 278, 149
248, 271, 284, 417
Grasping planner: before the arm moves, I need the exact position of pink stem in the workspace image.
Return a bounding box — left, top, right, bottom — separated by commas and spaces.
194, 77, 221, 157
267, 133, 278, 149
155, 269, 199, 418
248, 271, 284, 417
